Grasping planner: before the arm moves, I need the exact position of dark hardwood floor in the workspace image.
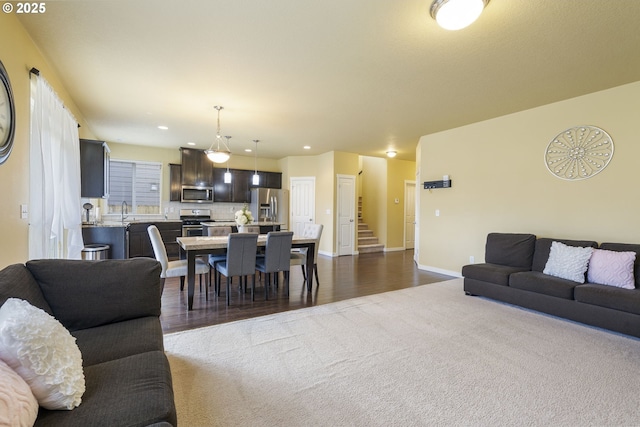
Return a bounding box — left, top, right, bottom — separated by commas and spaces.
160, 250, 455, 334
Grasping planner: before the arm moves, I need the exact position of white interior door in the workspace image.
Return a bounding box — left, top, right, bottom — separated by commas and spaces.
404, 181, 416, 249
290, 177, 315, 236
337, 174, 355, 256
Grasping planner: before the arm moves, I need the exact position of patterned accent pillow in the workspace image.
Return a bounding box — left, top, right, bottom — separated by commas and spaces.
0, 358, 38, 427
0, 298, 85, 410
587, 249, 636, 289
543, 241, 594, 283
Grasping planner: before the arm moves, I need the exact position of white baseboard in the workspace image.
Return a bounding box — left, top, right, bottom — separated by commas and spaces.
417, 263, 462, 278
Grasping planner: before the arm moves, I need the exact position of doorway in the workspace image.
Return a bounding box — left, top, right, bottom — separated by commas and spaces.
290, 177, 315, 235
404, 181, 416, 249
337, 174, 356, 256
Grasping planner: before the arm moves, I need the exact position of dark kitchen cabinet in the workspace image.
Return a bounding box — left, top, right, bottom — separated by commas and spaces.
212, 168, 252, 203
180, 147, 213, 187
232, 169, 252, 203
128, 221, 182, 260
212, 167, 232, 202
265, 172, 282, 189
80, 139, 110, 198
82, 226, 127, 259
249, 171, 282, 189
169, 163, 181, 202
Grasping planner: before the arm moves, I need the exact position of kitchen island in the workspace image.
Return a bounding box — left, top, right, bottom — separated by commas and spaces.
201, 221, 281, 234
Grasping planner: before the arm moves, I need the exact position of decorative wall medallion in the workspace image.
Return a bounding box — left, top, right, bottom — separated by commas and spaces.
544, 125, 613, 180
0, 60, 16, 165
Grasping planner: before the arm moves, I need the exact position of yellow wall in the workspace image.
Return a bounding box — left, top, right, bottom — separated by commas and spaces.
0, 13, 94, 268
386, 159, 416, 250
417, 80, 640, 275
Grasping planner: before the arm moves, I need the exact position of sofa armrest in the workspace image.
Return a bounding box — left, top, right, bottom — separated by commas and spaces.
26, 258, 162, 331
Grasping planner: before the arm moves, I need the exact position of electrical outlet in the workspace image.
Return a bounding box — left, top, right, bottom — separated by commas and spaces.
469, 255, 475, 263
435, 209, 440, 217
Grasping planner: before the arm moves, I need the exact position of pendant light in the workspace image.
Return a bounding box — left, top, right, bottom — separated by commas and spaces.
252, 139, 260, 186
223, 136, 232, 183
205, 106, 231, 163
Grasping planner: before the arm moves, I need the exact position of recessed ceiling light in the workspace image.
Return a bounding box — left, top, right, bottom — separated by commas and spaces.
158, 125, 168, 130
386, 150, 397, 158
303, 146, 311, 150
245, 149, 252, 153
187, 142, 196, 146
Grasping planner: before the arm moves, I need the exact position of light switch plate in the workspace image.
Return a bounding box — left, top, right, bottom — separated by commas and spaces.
20, 204, 28, 219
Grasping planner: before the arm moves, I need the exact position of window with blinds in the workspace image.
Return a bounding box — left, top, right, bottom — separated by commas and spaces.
108, 160, 161, 215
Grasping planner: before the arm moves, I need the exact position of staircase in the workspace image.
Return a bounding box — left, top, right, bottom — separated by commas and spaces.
357, 197, 384, 254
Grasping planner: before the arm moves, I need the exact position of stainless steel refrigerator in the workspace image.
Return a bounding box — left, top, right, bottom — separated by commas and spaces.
250, 188, 289, 230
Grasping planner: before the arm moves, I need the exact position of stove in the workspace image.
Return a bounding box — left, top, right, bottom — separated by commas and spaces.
179, 209, 211, 236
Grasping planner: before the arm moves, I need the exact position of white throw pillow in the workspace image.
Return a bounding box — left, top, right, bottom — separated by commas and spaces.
0, 298, 85, 410
543, 241, 594, 283
587, 249, 636, 289
0, 358, 38, 427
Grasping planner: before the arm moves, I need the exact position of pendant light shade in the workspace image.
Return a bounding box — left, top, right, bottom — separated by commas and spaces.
430, 0, 489, 31
205, 106, 231, 163
252, 139, 260, 186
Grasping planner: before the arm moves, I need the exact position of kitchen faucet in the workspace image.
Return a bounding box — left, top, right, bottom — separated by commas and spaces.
121, 201, 128, 223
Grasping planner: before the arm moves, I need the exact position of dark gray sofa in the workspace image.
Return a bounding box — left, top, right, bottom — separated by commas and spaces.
0, 258, 177, 426
462, 233, 640, 338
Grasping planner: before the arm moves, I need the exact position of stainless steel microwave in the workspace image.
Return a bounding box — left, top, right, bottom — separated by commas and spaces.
181, 186, 213, 203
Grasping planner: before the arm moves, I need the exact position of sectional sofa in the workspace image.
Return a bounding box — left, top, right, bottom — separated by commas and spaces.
462, 233, 640, 338
0, 258, 176, 426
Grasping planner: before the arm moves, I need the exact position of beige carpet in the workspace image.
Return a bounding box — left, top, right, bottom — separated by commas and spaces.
164, 279, 640, 426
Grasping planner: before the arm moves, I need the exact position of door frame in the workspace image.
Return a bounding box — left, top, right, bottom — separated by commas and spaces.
404, 180, 416, 250
336, 174, 356, 256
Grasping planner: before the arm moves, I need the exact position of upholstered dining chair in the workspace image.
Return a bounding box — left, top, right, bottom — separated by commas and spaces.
213, 233, 259, 305
290, 223, 323, 287
206, 226, 233, 286
147, 225, 209, 294
255, 231, 293, 300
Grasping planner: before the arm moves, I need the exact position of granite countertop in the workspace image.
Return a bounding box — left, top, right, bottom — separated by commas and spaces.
82, 220, 182, 228
201, 221, 282, 227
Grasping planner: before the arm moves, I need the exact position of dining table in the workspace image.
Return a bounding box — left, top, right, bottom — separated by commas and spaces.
176, 234, 317, 310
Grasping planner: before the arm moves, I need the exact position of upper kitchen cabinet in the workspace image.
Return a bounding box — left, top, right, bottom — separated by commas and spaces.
180, 147, 213, 187
212, 167, 232, 202
213, 168, 251, 203
250, 171, 282, 189
80, 139, 110, 198
169, 163, 181, 202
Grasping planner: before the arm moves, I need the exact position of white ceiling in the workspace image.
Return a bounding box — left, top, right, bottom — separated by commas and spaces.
18, 0, 640, 161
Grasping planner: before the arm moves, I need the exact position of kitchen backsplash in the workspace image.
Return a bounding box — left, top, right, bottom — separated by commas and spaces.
96, 201, 244, 223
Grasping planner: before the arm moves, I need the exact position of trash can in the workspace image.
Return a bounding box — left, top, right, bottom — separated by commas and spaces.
81, 244, 110, 260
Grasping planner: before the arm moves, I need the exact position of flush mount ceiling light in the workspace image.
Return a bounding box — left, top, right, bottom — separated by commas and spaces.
205, 106, 231, 163
386, 150, 397, 158
430, 0, 489, 31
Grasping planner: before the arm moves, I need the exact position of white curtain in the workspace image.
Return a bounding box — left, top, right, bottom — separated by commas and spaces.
29, 75, 84, 260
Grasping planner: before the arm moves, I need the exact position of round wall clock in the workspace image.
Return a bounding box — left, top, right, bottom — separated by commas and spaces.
0, 60, 16, 165
544, 125, 614, 180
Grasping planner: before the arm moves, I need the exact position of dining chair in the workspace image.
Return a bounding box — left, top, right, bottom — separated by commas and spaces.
239, 225, 260, 233
206, 226, 233, 288
290, 223, 323, 287
255, 231, 293, 300
214, 233, 259, 305
147, 225, 209, 294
